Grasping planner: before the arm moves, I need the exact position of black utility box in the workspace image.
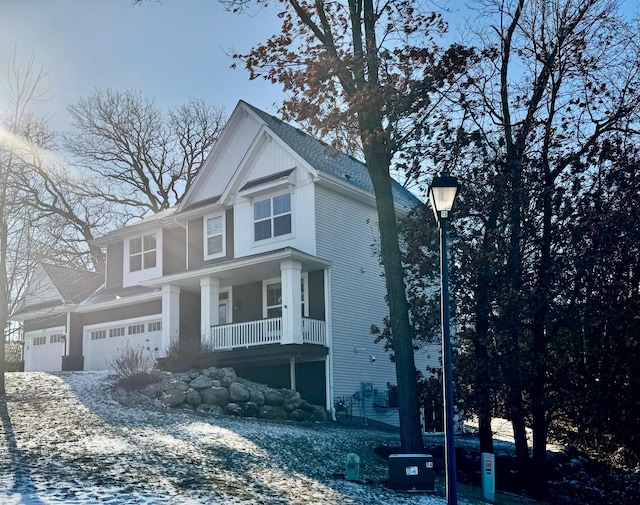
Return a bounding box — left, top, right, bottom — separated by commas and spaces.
388, 453, 435, 491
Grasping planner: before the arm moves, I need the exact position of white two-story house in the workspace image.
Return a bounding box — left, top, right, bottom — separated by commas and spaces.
13, 101, 437, 426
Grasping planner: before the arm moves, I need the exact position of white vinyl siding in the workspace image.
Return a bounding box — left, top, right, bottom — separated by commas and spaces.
315, 184, 426, 427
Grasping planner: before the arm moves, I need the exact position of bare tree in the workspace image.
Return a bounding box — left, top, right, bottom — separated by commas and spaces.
64, 89, 227, 215
0, 51, 51, 394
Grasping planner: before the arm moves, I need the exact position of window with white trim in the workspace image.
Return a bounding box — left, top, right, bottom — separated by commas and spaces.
254, 194, 291, 241
263, 274, 308, 318
129, 234, 157, 272
204, 214, 225, 259
265, 282, 282, 318
109, 327, 125, 338
148, 321, 162, 332
128, 324, 145, 335
91, 330, 107, 340
33, 336, 47, 346
49, 333, 65, 344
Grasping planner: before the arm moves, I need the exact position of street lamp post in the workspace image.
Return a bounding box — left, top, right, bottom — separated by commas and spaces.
429, 171, 459, 505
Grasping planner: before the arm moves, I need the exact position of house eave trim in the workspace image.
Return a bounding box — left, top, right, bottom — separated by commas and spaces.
139, 248, 332, 288
76, 291, 162, 313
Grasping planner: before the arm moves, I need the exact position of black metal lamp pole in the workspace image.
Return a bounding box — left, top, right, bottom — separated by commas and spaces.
429, 171, 459, 505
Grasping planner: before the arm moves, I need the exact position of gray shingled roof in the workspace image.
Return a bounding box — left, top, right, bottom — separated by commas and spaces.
41, 264, 103, 304
14, 263, 103, 315
243, 101, 420, 210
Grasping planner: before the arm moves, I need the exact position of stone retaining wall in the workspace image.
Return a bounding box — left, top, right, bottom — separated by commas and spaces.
132, 366, 328, 423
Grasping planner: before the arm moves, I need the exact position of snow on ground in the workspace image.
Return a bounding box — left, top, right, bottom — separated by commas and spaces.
0, 372, 475, 505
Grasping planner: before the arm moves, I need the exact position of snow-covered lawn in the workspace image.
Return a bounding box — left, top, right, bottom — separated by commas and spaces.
0, 371, 477, 504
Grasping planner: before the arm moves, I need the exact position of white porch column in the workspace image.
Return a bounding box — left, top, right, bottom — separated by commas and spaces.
200, 277, 220, 341
161, 284, 181, 355
280, 259, 303, 345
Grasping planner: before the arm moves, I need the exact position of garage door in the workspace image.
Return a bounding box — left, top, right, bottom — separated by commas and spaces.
24, 329, 65, 372
83, 317, 163, 371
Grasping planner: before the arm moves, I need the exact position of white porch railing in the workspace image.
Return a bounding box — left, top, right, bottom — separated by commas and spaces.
207, 317, 325, 350
302, 318, 326, 345
209, 317, 281, 350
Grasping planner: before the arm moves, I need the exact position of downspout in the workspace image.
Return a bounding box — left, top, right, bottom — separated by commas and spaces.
65, 311, 71, 357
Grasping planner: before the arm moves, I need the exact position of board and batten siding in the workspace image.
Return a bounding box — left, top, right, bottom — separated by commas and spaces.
315, 184, 401, 426
186, 112, 263, 204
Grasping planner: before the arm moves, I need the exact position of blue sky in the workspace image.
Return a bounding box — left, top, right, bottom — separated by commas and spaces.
0, 0, 637, 136
0, 0, 286, 133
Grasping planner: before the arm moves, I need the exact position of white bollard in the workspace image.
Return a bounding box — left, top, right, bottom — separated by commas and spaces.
481, 452, 495, 502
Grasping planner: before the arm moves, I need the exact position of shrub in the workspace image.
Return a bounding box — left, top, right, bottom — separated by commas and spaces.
107, 341, 156, 378
156, 337, 216, 373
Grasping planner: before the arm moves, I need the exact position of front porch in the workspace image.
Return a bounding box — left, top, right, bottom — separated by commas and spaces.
151, 248, 332, 359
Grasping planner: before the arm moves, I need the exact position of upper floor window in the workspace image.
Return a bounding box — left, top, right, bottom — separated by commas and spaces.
204, 214, 225, 259
254, 194, 291, 241
129, 234, 156, 272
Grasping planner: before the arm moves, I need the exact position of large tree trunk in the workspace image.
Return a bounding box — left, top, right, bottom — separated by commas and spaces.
366, 143, 424, 453
473, 199, 502, 454
530, 167, 554, 499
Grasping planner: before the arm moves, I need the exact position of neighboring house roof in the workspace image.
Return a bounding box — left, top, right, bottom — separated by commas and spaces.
241, 101, 420, 210
13, 263, 103, 319
40, 264, 104, 304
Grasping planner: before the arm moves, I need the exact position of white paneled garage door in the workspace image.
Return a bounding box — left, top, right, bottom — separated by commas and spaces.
83, 315, 163, 371
24, 327, 66, 372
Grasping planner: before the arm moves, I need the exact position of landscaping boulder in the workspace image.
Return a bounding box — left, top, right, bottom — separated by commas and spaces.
165, 379, 189, 392
161, 390, 186, 407
196, 404, 224, 416
200, 386, 229, 406
309, 406, 329, 423
185, 388, 203, 406
258, 405, 288, 421
226, 403, 243, 416
283, 392, 304, 412
248, 387, 265, 407
189, 375, 213, 389
243, 401, 259, 418
264, 390, 285, 407
288, 409, 311, 422
140, 383, 162, 399
229, 382, 250, 402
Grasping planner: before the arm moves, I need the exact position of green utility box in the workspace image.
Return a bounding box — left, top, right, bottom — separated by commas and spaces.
388, 454, 435, 491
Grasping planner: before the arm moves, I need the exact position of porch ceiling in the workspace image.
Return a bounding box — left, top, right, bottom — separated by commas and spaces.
145, 247, 330, 291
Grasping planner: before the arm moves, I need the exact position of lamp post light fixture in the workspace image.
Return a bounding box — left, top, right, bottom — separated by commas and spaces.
428, 171, 459, 505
